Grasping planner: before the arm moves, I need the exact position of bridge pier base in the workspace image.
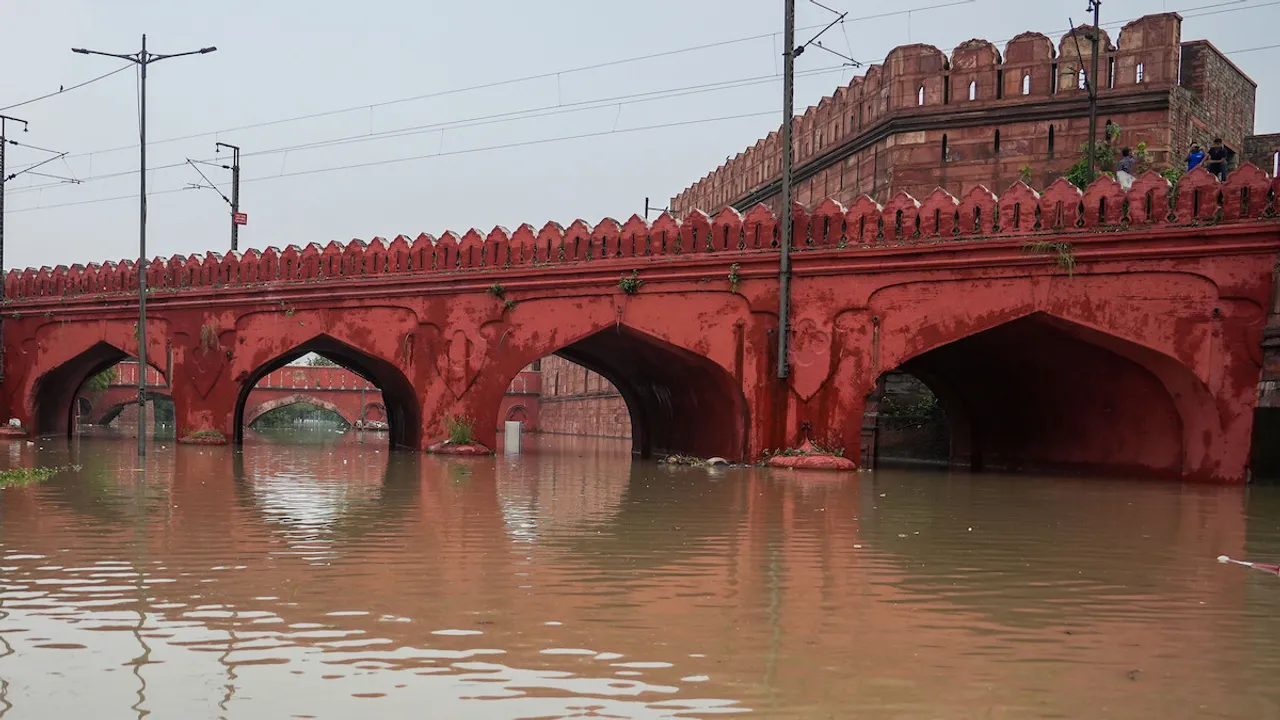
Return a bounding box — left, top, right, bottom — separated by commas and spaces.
170, 338, 236, 445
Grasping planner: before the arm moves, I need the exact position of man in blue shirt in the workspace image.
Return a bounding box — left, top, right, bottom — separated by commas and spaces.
1187, 144, 1205, 171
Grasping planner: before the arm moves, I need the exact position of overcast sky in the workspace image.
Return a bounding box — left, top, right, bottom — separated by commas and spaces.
0, 0, 1275, 271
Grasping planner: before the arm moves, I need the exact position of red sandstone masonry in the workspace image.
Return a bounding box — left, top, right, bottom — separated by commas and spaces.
671, 13, 1255, 216
5, 166, 1278, 300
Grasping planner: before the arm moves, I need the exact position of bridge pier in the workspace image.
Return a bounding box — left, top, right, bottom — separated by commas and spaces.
168, 320, 238, 444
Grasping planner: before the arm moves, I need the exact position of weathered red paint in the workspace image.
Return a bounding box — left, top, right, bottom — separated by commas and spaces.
3, 168, 1278, 482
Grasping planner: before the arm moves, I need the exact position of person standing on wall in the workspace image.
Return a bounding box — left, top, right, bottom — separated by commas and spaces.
1116, 147, 1137, 190
1187, 144, 1206, 171
1206, 138, 1230, 181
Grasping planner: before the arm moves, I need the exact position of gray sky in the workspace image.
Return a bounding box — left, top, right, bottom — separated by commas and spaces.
1, 0, 1276, 271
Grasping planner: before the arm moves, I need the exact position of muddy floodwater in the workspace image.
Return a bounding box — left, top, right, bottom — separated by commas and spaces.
1, 432, 1278, 719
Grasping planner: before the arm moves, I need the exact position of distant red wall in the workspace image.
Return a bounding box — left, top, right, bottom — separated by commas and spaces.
537, 356, 631, 439
497, 369, 541, 432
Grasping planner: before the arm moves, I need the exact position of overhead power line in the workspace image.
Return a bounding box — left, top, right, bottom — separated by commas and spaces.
12, 0, 1264, 173
5, 0, 1270, 215
18, 1, 973, 166
8, 110, 775, 215
7, 64, 850, 194
0, 65, 133, 112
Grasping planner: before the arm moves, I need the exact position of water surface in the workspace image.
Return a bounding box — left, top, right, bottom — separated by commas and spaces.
1, 433, 1278, 718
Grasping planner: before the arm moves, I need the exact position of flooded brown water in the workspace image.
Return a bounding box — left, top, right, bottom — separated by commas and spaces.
2, 432, 1279, 719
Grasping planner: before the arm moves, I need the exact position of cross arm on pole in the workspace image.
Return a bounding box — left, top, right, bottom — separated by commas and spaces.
184, 159, 232, 205
6, 152, 68, 181
150, 47, 217, 62
71, 48, 140, 63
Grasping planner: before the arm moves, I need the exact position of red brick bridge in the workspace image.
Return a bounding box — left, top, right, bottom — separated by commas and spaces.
3, 167, 1279, 482
78, 361, 541, 431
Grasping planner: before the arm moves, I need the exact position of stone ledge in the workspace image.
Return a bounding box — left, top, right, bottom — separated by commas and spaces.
425, 442, 492, 456
765, 441, 857, 472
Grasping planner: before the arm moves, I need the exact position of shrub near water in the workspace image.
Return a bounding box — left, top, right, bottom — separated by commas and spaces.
0, 465, 80, 489
444, 414, 476, 445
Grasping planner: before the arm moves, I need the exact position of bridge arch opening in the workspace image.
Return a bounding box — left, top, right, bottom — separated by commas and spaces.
247, 395, 354, 430
863, 313, 1193, 478
864, 371, 951, 469
502, 325, 746, 460
1252, 407, 1280, 483
34, 343, 169, 438
234, 335, 420, 449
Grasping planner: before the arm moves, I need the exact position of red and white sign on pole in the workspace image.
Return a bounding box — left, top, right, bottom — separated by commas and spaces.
233, 212, 248, 226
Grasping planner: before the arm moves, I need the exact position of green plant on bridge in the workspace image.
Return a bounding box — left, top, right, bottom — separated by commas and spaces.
728, 263, 742, 293
487, 282, 506, 300
444, 414, 476, 445
1024, 240, 1077, 275
1160, 166, 1185, 193
1064, 141, 1162, 191
618, 271, 643, 295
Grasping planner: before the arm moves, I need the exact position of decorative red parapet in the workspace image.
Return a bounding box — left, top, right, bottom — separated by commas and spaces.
6, 167, 1278, 299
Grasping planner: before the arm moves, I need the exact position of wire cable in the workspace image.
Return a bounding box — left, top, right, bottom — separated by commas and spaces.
7, 110, 775, 215
7, 64, 848, 193
0, 65, 133, 112
25, 1, 974, 165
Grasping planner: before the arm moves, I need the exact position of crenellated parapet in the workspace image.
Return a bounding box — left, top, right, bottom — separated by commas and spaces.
7, 166, 1277, 301
672, 12, 1254, 217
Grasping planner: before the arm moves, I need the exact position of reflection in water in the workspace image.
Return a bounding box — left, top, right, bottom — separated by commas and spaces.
0, 432, 1278, 718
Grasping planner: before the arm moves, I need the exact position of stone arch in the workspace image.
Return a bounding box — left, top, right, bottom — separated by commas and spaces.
876, 310, 1219, 479
29, 340, 168, 438
91, 390, 173, 427
245, 394, 354, 427
505, 405, 529, 424
479, 321, 749, 461
233, 334, 420, 449
362, 402, 387, 424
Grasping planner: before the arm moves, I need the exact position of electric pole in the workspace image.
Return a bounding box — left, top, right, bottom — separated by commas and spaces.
216, 142, 241, 252
74, 35, 217, 457
0, 115, 29, 387
1085, 0, 1102, 184
777, 0, 796, 380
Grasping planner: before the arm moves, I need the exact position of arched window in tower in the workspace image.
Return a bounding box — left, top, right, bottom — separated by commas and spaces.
1022, 74, 1031, 95
968, 80, 977, 101
1136, 62, 1145, 83
1048, 124, 1056, 157
1078, 68, 1087, 90
918, 85, 925, 106
994, 129, 1001, 154
941, 134, 948, 163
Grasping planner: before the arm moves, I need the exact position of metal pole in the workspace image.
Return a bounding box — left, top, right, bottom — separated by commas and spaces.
776, 0, 796, 380
230, 145, 240, 252
0, 115, 26, 388
1, 121, 7, 301
137, 34, 148, 456
1085, 1, 1102, 184
73, 37, 216, 457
